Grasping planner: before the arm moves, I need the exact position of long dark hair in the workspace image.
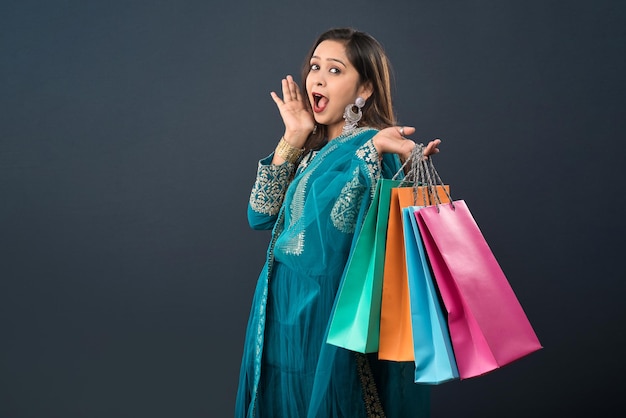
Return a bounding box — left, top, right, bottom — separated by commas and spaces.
299, 28, 396, 152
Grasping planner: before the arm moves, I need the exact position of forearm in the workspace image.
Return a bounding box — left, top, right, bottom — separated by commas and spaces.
247, 154, 295, 229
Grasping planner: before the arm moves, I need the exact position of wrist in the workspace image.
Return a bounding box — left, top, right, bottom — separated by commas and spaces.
275, 136, 305, 164
282, 130, 309, 149
371, 135, 382, 155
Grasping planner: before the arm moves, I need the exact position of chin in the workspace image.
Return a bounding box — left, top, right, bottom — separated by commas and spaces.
314, 115, 341, 129
313, 117, 330, 127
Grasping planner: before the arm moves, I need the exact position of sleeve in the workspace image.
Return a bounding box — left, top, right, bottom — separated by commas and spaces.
329, 139, 382, 235
328, 139, 403, 240
247, 154, 295, 230
380, 148, 404, 180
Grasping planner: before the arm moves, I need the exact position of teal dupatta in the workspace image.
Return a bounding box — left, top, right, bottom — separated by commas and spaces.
235, 128, 430, 418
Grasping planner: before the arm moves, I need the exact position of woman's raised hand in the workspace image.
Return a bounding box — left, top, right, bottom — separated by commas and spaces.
372, 126, 441, 161
270, 75, 315, 147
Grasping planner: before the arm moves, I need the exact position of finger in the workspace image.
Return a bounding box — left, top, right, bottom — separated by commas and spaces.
293, 82, 304, 102
270, 91, 285, 106
281, 78, 292, 101
398, 126, 416, 138
428, 138, 441, 150
287, 75, 299, 100
424, 139, 441, 156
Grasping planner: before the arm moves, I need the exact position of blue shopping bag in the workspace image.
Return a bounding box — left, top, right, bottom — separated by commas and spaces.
402, 206, 459, 384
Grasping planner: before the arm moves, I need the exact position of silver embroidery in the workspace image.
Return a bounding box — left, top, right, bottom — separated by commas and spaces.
276, 131, 376, 253
281, 143, 340, 255
331, 167, 366, 233
355, 139, 382, 199
249, 161, 294, 215
251, 210, 284, 415
329, 140, 381, 233
296, 150, 318, 174
280, 231, 306, 255
289, 169, 311, 228
278, 165, 313, 256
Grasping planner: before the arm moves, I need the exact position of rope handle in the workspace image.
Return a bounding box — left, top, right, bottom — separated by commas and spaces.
391, 142, 454, 211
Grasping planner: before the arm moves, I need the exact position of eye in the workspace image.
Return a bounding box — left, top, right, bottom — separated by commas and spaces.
310, 64, 320, 71
329, 67, 341, 74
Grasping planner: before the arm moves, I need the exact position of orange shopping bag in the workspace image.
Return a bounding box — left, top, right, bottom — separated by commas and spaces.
378, 184, 450, 361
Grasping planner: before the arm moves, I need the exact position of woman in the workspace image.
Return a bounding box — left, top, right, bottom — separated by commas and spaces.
236, 28, 440, 417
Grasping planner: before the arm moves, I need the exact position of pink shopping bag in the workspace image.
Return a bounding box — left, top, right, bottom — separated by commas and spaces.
415, 200, 542, 379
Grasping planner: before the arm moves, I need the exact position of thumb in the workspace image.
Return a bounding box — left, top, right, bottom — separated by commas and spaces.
398, 126, 416, 137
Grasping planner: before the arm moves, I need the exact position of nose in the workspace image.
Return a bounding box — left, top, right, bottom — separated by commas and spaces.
309, 71, 325, 87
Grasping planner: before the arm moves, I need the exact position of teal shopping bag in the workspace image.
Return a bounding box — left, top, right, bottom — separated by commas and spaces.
327, 179, 401, 353
403, 206, 459, 384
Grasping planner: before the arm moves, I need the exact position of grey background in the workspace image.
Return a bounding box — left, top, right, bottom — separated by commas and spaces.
2, 0, 625, 416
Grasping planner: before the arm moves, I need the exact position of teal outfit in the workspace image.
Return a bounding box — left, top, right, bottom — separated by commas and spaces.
235, 128, 430, 417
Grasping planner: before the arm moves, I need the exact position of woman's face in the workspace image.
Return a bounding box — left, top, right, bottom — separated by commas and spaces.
305, 40, 373, 139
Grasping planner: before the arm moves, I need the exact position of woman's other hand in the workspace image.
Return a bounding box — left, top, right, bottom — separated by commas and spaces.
372, 126, 441, 161
270, 75, 315, 147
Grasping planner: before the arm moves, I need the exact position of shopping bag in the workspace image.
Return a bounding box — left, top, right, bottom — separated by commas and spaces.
378, 185, 450, 361
415, 200, 543, 379
403, 206, 459, 384
327, 178, 400, 353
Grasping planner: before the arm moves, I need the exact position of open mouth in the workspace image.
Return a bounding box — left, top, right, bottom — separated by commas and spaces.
312, 93, 328, 113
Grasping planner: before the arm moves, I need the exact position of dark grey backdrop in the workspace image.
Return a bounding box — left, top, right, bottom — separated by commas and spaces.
2, 0, 625, 417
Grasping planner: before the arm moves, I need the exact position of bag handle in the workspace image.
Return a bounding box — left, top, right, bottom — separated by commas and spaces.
392, 144, 428, 206
392, 143, 423, 182
423, 154, 455, 211
392, 143, 454, 210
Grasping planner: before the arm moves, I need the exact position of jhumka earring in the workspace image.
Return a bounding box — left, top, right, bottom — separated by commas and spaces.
342, 97, 366, 134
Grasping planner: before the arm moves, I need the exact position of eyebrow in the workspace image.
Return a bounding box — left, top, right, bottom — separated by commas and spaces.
311, 55, 347, 67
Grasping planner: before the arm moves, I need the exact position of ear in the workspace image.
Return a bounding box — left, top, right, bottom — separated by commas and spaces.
358, 81, 374, 102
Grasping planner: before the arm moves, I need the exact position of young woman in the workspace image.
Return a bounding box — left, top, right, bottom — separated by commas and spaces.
236, 28, 440, 417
